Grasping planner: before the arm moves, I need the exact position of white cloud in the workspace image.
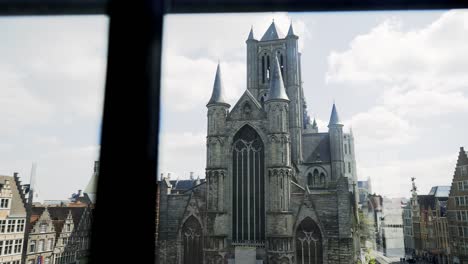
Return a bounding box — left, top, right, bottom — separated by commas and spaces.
359, 154, 457, 198
0, 66, 53, 135
346, 106, 417, 150
158, 132, 206, 179
326, 10, 468, 123
326, 10, 468, 86
0, 16, 108, 200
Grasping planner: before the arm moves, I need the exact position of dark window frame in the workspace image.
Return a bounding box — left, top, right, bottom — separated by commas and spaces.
1, 0, 467, 263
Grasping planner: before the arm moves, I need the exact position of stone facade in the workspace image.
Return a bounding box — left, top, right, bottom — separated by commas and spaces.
157, 22, 360, 264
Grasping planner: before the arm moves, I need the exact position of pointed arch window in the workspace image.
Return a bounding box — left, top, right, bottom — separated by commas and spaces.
267, 55, 271, 81
232, 125, 265, 242
262, 55, 266, 83
182, 216, 203, 264
319, 173, 325, 185
313, 169, 319, 186
278, 51, 284, 76
307, 173, 313, 186
296, 218, 323, 264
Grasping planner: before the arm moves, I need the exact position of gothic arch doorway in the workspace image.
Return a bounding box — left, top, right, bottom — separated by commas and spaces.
182, 216, 203, 264
296, 217, 323, 264
232, 125, 265, 243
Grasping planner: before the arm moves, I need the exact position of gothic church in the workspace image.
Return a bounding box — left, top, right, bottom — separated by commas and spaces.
158, 21, 360, 264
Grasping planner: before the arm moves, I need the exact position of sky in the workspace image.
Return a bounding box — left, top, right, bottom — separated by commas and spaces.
159, 10, 468, 198
0, 16, 108, 201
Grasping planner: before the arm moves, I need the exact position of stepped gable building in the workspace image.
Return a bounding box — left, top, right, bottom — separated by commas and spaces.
0, 174, 28, 264
158, 22, 360, 264
448, 147, 468, 264
26, 206, 93, 264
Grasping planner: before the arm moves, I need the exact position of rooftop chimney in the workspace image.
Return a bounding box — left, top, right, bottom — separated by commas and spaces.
190, 172, 194, 180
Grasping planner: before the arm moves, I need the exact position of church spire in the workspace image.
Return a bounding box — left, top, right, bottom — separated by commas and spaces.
247, 26, 255, 40
312, 118, 317, 129
328, 103, 342, 127
287, 22, 296, 37
207, 63, 229, 106
266, 56, 289, 102
261, 21, 284, 41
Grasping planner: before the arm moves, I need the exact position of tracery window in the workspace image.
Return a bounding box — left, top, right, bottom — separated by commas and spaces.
296, 217, 323, 264
232, 125, 265, 243
182, 216, 203, 264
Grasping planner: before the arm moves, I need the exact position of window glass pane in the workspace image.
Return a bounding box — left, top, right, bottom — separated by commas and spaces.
157, 9, 468, 262
0, 15, 107, 264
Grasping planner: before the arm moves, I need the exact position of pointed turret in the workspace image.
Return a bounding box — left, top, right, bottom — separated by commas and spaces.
328, 103, 342, 127
312, 118, 317, 129
261, 21, 284, 41
266, 56, 289, 102
207, 63, 230, 107
287, 22, 296, 37
247, 26, 255, 41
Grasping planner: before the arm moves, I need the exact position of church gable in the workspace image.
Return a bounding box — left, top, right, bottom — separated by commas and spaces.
228, 90, 265, 121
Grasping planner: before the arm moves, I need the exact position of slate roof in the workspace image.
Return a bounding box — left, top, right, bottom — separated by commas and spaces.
29, 206, 86, 234
287, 23, 295, 37
328, 103, 342, 126
266, 56, 289, 102
169, 179, 206, 191
261, 21, 284, 41
247, 27, 255, 40
207, 63, 229, 106
302, 133, 331, 163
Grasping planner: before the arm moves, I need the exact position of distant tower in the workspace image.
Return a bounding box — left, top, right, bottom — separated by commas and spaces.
246, 22, 304, 165
84, 161, 99, 203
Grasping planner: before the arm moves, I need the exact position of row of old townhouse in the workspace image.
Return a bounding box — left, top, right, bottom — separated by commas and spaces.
0, 161, 97, 264
403, 147, 468, 264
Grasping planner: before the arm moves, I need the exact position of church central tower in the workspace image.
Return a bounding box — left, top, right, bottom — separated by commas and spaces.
246, 21, 304, 165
